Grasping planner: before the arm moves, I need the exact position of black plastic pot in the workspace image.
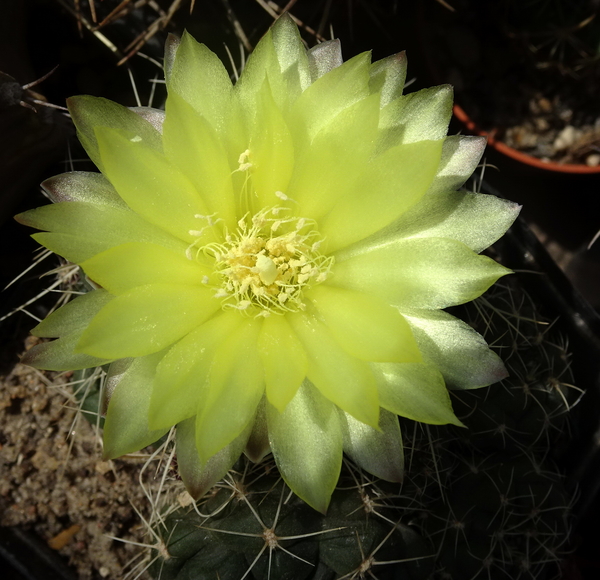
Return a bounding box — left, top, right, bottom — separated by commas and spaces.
0, 527, 78, 580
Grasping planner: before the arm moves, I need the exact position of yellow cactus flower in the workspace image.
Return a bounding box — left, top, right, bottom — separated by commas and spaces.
17, 15, 519, 512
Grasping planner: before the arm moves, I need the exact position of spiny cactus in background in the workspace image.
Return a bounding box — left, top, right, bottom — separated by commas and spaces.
147, 272, 578, 580
417, 275, 578, 580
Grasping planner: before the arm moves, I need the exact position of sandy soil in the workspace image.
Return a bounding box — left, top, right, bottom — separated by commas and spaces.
0, 337, 184, 580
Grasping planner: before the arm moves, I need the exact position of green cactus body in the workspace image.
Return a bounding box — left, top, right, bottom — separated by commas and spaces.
151, 461, 433, 580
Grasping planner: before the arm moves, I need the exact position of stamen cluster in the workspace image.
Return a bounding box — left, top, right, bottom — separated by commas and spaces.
203, 207, 333, 315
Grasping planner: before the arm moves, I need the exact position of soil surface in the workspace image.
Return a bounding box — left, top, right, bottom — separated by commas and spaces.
0, 337, 186, 580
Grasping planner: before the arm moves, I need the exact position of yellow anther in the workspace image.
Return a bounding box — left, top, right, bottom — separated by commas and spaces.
201, 207, 334, 315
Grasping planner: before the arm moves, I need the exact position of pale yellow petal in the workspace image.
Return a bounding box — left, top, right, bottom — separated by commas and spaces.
320, 139, 443, 253
369, 52, 407, 107
96, 127, 215, 245
306, 285, 421, 363
103, 353, 169, 459
288, 312, 379, 428
195, 319, 265, 462
286, 93, 380, 222
249, 80, 295, 212
67, 95, 162, 172
404, 309, 508, 389
332, 237, 511, 309
245, 397, 271, 463
19, 201, 187, 264
267, 381, 343, 513
168, 31, 233, 132
80, 242, 212, 295
289, 52, 371, 141
76, 283, 220, 359
339, 408, 403, 482
163, 92, 237, 231
176, 416, 252, 500
149, 311, 243, 430
257, 315, 307, 412
372, 362, 464, 426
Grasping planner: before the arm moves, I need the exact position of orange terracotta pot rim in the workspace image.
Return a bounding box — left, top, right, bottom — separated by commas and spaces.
453, 104, 600, 174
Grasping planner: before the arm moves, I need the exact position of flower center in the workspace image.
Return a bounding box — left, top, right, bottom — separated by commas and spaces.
203, 207, 333, 315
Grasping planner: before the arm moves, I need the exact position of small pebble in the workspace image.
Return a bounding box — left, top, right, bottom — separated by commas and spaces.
94, 461, 112, 475
586, 153, 600, 167
507, 126, 537, 148
177, 490, 194, 508
553, 126, 577, 151
538, 97, 552, 113
559, 108, 573, 122
529, 98, 541, 115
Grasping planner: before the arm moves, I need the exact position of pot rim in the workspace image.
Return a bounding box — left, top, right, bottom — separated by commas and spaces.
453, 104, 600, 174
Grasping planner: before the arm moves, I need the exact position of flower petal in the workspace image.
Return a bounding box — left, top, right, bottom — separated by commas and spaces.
80, 242, 212, 295
101, 357, 129, 411
288, 312, 379, 428
67, 95, 162, 171
21, 334, 111, 371
378, 85, 453, 150
369, 52, 407, 107
236, 14, 311, 112
371, 362, 464, 426
271, 13, 311, 100
96, 126, 213, 244
164, 33, 180, 83
333, 237, 511, 309
76, 283, 220, 358
339, 408, 404, 482
306, 285, 421, 363
168, 30, 246, 168
195, 319, 264, 462
23, 290, 114, 370
307, 39, 343, 81
32, 289, 113, 338
17, 202, 187, 263
168, 31, 233, 132
41, 172, 126, 207
267, 380, 343, 513
28, 234, 103, 265
130, 107, 165, 133
163, 92, 237, 231
321, 138, 444, 252
427, 135, 486, 196
257, 314, 307, 412
287, 93, 380, 222
335, 191, 520, 258
249, 80, 295, 211
401, 192, 520, 253
103, 353, 170, 459
176, 416, 252, 500
290, 51, 372, 142
235, 27, 287, 113
150, 311, 243, 430
403, 309, 508, 389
